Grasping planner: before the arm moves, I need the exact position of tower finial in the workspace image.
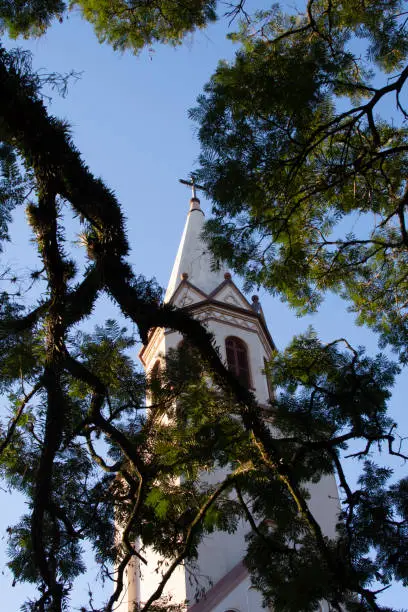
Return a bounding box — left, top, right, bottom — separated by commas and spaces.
179, 176, 206, 201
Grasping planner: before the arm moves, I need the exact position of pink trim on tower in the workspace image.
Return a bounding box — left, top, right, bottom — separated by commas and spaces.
188, 560, 248, 612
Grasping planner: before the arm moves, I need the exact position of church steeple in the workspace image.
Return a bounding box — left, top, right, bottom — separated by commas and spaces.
126, 184, 340, 612
164, 193, 226, 302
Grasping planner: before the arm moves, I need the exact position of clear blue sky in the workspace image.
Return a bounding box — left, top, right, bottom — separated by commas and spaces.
1, 4, 407, 610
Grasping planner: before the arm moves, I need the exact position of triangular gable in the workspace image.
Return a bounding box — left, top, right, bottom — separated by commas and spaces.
209, 280, 254, 312
170, 279, 208, 309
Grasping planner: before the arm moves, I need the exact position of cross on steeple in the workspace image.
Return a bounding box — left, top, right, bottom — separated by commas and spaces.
179, 177, 206, 200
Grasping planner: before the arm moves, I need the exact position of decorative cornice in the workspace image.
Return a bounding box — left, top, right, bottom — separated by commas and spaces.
207, 277, 231, 299
208, 278, 254, 311
186, 298, 276, 354
139, 279, 276, 366
194, 311, 273, 359
170, 279, 209, 305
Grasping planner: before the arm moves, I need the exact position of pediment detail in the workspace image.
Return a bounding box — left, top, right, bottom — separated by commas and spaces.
210, 280, 253, 312
195, 309, 257, 332
170, 280, 208, 308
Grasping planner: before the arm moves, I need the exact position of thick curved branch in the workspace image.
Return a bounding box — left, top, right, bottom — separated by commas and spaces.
0, 265, 102, 338
85, 429, 123, 473
63, 353, 147, 476
29, 184, 67, 607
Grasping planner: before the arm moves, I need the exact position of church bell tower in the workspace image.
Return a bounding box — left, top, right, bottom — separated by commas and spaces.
118, 190, 339, 612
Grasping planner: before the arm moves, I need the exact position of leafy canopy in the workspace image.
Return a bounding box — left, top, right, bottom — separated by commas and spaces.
0, 0, 217, 52
0, 1, 408, 611
191, 0, 408, 361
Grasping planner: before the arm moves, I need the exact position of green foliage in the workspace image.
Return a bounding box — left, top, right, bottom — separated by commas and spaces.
349, 462, 408, 588
0, 3, 407, 611
191, 0, 408, 361
1, 0, 217, 52
0, 0, 65, 38
0, 321, 144, 606
271, 330, 398, 444
244, 331, 405, 611
0, 293, 42, 390
76, 0, 217, 52
246, 527, 345, 612
0, 143, 25, 243
0, 107, 35, 246
114, 331, 405, 612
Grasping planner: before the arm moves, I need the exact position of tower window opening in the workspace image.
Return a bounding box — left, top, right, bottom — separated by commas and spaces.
225, 336, 251, 388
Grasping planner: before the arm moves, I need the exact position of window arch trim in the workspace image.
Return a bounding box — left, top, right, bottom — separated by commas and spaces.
225, 335, 252, 388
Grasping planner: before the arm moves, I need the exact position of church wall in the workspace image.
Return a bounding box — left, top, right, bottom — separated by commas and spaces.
136, 547, 188, 609
120, 187, 344, 611
205, 575, 268, 612
166, 316, 273, 604
186, 519, 256, 606
159, 309, 273, 411
158, 323, 273, 607
133, 295, 339, 611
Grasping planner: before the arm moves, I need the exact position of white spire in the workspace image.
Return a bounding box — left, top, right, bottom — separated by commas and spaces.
164, 196, 226, 303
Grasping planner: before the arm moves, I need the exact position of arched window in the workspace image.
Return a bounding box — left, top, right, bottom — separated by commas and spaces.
225, 336, 251, 388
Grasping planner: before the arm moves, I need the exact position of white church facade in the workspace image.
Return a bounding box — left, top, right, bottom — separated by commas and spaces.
117, 192, 340, 612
